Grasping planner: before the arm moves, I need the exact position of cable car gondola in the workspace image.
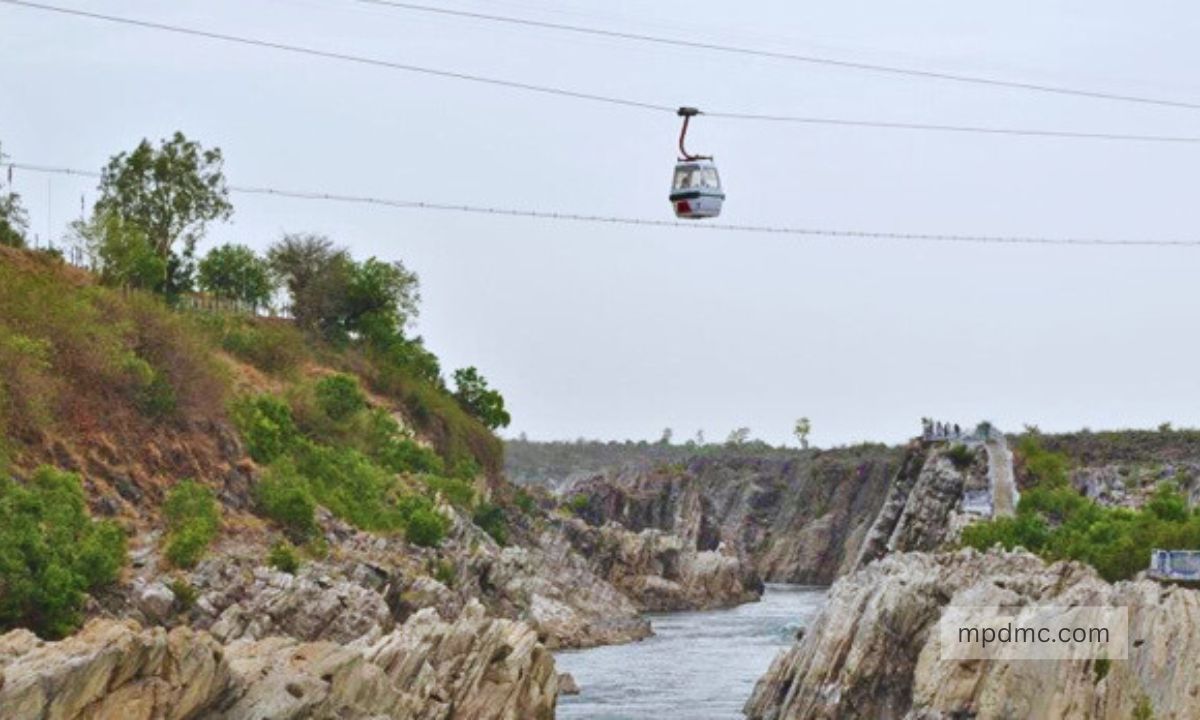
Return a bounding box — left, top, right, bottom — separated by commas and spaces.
670, 107, 724, 219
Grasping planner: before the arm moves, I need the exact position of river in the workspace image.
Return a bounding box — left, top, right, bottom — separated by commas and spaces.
554, 584, 827, 720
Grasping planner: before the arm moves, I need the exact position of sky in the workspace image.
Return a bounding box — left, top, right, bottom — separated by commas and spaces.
4, 0, 1200, 447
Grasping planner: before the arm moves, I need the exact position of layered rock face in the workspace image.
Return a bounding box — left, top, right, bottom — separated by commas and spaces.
745, 549, 1200, 720
568, 447, 905, 585
0, 600, 557, 720
559, 518, 763, 612
855, 444, 985, 569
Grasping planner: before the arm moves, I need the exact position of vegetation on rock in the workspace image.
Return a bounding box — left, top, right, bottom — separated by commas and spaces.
163, 480, 220, 569
961, 436, 1200, 581
0, 467, 126, 638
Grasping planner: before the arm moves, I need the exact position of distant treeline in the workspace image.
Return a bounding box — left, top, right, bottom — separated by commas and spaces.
503, 437, 889, 489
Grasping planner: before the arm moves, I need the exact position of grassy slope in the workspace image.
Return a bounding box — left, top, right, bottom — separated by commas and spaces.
0, 247, 502, 527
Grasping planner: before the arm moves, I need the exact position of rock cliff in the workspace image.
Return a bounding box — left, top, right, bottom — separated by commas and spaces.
745, 549, 1200, 720
0, 600, 557, 720
560, 518, 762, 612
567, 445, 905, 585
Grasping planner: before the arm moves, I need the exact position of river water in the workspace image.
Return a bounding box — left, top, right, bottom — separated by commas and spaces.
555, 585, 827, 720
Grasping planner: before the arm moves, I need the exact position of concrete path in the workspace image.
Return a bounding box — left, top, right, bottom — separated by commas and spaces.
986, 437, 1018, 517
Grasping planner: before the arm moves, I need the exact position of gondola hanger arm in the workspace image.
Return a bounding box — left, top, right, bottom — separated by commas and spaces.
677, 107, 712, 161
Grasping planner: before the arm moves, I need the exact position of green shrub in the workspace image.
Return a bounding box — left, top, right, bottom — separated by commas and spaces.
945, 443, 974, 470
514, 488, 536, 514
431, 558, 455, 587
962, 484, 1200, 582
232, 394, 298, 463
1016, 435, 1070, 488
255, 461, 318, 542
0, 467, 127, 638
315, 373, 367, 421
567, 494, 590, 514
120, 353, 177, 418
405, 504, 449, 548
473, 502, 508, 545
1133, 694, 1155, 720
422, 475, 476, 508
375, 434, 445, 476
290, 442, 405, 531
163, 480, 220, 569
267, 540, 300, 574
1092, 657, 1110, 684
168, 577, 198, 610
220, 320, 306, 375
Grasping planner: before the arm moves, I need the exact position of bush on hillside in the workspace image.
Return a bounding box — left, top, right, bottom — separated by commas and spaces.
267, 540, 300, 574
0, 467, 127, 638
473, 502, 508, 545
314, 373, 367, 420
945, 443, 975, 470
961, 482, 1200, 582
163, 480, 220, 568
421, 474, 476, 508
215, 318, 307, 375
255, 461, 318, 542
1015, 435, 1070, 487
0, 253, 226, 438
405, 502, 449, 548
232, 394, 298, 463
289, 442, 406, 531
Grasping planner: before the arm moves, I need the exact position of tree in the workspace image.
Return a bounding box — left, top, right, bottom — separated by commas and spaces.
659, 427, 673, 445
695, 429, 705, 445
267, 235, 420, 345
794, 417, 812, 449
726, 427, 751, 446
343, 257, 421, 342
268, 234, 344, 306
197, 243, 274, 307
452, 367, 511, 429
0, 143, 28, 248
94, 132, 232, 294
71, 211, 166, 290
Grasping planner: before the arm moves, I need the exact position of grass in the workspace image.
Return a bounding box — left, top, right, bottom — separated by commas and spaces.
0, 247, 227, 443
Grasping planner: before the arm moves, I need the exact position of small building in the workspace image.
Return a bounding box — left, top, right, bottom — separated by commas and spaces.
1149, 549, 1200, 582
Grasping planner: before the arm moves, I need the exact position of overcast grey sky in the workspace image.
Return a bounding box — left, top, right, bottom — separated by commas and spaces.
4, 0, 1200, 446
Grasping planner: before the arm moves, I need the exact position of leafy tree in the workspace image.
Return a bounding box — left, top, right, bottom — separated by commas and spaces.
197, 243, 274, 307
0, 467, 127, 638
268, 234, 349, 333
71, 211, 166, 290
659, 428, 673, 445
726, 427, 751, 446
794, 417, 812, 449
267, 235, 421, 346
94, 132, 232, 293
346, 257, 420, 336
0, 144, 28, 248
452, 367, 511, 429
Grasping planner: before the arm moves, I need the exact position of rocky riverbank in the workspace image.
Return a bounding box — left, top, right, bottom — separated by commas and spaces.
745, 548, 1200, 720
0, 599, 557, 720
